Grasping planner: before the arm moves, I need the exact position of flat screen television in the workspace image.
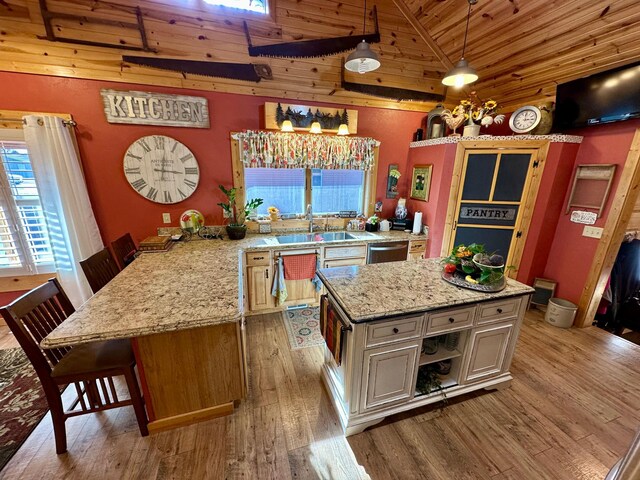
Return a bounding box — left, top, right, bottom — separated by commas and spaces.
553, 61, 640, 131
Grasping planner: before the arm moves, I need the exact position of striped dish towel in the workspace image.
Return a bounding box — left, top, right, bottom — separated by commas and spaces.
271, 257, 288, 305
320, 295, 347, 366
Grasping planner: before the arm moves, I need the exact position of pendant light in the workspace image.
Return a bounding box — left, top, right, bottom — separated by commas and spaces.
442, 0, 479, 88
309, 121, 322, 134
280, 119, 294, 132
337, 124, 350, 136
345, 0, 380, 74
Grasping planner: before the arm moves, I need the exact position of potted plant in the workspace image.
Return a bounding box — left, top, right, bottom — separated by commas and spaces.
217, 185, 263, 240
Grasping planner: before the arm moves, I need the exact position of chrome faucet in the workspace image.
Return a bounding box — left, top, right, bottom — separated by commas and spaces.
306, 204, 313, 233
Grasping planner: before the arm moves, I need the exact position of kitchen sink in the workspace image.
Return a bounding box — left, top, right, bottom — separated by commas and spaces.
275, 231, 358, 244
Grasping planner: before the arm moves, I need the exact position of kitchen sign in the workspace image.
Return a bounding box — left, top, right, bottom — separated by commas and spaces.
460, 207, 516, 221
570, 210, 597, 225
100, 89, 210, 128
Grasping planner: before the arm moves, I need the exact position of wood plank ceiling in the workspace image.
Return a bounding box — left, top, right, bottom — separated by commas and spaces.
0, 0, 639, 113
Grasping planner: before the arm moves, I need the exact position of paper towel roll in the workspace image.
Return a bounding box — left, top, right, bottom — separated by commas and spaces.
412, 212, 422, 234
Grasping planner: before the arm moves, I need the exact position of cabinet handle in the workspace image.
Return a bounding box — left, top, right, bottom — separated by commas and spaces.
497, 308, 503, 314
253, 256, 264, 260
448, 317, 455, 323
392, 328, 399, 334
265, 269, 269, 279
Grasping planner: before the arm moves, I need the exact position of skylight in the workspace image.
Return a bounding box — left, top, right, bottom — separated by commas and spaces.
203, 0, 268, 14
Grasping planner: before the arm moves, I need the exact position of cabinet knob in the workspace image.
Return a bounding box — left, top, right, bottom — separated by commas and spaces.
448, 317, 455, 323
392, 328, 399, 334
497, 308, 503, 314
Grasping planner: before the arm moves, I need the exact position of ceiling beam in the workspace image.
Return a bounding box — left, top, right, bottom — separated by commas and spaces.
392, 0, 455, 71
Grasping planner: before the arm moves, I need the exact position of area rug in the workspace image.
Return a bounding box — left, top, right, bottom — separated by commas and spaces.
0, 348, 49, 471
282, 307, 325, 350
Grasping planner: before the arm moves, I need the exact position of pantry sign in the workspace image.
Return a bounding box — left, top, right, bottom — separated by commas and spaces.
100, 89, 210, 128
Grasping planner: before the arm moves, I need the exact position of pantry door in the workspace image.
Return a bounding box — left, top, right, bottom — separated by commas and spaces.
442, 142, 548, 278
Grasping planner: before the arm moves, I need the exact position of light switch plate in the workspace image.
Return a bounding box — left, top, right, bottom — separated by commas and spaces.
162, 213, 171, 224
583, 225, 603, 239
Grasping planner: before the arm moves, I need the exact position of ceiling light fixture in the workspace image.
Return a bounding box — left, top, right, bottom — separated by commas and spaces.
309, 122, 322, 134
281, 119, 295, 132
442, 0, 479, 88
345, 0, 380, 74
337, 124, 350, 136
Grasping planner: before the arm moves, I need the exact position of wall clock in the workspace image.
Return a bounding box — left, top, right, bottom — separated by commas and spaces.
509, 106, 542, 134
123, 135, 199, 204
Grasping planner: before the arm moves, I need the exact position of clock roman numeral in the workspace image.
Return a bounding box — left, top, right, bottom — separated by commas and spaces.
125, 167, 141, 175
184, 179, 197, 189
164, 191, 172, 203
180, 153, 193, 163
154, 136, 165, 149
126, 153, 142, 161
131, 178, 147, 192
171, 141, 179, 153
178, 188, 187, 200
146, 187, 158, 201
184, 167, 198, 176
139, 139, 151, 152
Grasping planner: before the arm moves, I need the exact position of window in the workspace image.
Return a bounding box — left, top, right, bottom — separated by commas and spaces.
244, 167, 367, 216
0, 131, 54, 275
202, 0, 268, 14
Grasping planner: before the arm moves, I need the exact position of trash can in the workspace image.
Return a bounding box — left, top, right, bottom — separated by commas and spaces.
545, 298, 578, 328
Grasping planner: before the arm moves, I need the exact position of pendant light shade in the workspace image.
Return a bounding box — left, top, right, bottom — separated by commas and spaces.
280, 119, 294, 132
309, 122, 322, 134
442, 58, 478, 88
442, 0, 478, 88
345, 40, 380, 74
337, 124, 350, 135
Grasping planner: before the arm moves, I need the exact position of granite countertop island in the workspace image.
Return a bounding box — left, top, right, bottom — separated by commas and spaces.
318, 257, 535, 323
42, 229, 424, 348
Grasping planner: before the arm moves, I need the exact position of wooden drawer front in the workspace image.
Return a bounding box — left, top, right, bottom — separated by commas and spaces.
324, 245, 367, 260
366, 316, 423, 347
246, 251, 270, 266
324, 257, 366, 269
476, 297, 522, 325
409, 240, 426, 253
361, 340, 420, 411
426, 306, 476, 334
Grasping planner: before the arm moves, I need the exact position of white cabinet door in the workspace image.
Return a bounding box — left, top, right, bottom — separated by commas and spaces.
361, 340, 420, 411
462, 321, 513, 383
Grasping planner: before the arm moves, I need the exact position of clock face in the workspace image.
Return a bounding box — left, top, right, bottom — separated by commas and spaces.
123, 135, 199, 204
509, 106, 542, 134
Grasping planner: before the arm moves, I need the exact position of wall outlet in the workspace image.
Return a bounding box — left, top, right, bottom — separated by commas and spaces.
162, 213, 171, 224
583, 225, 603, 239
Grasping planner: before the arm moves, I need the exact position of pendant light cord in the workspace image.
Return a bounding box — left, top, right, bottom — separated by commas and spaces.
363, 0, 367, 35
461, 0, 472, 58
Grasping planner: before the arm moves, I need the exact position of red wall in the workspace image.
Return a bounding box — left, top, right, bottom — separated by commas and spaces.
543, 119, 640, 304
0, 71, 425, 246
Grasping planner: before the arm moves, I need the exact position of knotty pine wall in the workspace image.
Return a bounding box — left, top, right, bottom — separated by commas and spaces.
0, 71, 425, 246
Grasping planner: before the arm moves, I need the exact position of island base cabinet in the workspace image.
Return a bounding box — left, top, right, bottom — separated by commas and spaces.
462, 321, 514, 383
361, 340, 421, 411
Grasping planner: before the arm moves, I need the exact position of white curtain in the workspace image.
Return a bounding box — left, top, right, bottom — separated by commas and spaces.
23, 115, 103, 307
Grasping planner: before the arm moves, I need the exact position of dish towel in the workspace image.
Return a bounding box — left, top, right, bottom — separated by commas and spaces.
311, 256, 322, 292
271, 257, 288, 305
320, 296, 347, 366
283, 254, 317, 280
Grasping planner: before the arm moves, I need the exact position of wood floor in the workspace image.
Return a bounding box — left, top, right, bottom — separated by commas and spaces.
1, 309, 639, 479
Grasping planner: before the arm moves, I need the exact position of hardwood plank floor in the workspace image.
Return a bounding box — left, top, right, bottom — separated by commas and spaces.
1, 309, 639, 479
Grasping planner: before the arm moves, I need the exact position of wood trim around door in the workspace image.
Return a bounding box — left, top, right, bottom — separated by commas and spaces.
440, 140, 549, 280
575, 128, 640, 327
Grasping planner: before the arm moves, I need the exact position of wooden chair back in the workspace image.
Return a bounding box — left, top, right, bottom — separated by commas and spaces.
111, 233, 137, 270
0, 278, 73, 376
80, 248, 120, 294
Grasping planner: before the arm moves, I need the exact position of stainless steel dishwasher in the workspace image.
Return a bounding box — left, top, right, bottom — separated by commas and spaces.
367, 241, 409, 263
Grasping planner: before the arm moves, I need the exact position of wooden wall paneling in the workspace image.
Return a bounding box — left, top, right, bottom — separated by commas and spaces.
575, 129, 640, 328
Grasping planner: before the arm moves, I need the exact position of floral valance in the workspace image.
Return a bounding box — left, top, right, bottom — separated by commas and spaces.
235, 130, 379, 170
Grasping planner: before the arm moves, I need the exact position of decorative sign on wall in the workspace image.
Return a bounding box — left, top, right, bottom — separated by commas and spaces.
410, 164, 432, 202
570, 210, 598, 225
100, 89, 210, 128
460, 207, 517, 221
264, 102, 358, 133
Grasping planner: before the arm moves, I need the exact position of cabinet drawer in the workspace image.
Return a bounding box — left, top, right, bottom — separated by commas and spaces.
426, 306, 475, 334
366, 316, 424, 347
476, 297, 522, 325
246, 251, 270, 266
324, 257, 366, 269
324, 245, 367, 260
409, 240, 426, 253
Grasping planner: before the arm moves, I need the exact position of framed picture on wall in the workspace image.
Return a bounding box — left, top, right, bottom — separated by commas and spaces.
410, 164, 432, 202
